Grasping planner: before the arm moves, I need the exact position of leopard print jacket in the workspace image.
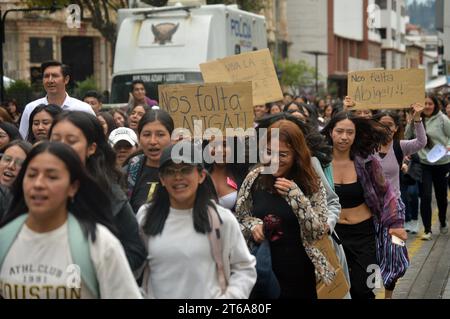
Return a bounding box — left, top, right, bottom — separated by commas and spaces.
235, 166, 336, 285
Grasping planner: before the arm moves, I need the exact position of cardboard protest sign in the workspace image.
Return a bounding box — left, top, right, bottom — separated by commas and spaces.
158, 82, 253, 135
200, 49, 283, 106
347, 69, 425, 109
315, 236, 350, 299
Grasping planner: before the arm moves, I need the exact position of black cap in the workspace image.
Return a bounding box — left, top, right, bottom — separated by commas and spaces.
159, 141, 204, 169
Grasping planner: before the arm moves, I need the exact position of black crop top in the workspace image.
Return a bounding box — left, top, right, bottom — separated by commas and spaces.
334, 179, 365, 209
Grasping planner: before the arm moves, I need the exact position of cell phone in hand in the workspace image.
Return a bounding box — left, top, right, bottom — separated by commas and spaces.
391, 235, 405, 246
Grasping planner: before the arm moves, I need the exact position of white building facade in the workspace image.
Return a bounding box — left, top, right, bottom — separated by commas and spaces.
376, 0, 407, 69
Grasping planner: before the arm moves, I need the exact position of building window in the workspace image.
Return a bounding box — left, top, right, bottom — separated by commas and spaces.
379, 28, 387, 39
29, 38, 53, 63
392, 0, 397, 12
401, 5, 406, 17
376, 0, 387, 9
392, 29, 397, 41
381, 51, 386, 68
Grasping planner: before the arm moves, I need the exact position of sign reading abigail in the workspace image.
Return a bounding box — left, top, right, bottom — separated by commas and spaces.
158, 82, 253, 134
200, 49, 283, 106
347, 69, 425, 109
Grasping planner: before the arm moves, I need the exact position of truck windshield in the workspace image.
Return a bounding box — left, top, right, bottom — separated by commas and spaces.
110, 72, 203, 103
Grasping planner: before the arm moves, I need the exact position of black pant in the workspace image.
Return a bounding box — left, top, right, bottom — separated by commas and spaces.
335, 218, 377, 299
419, 163, 450, 233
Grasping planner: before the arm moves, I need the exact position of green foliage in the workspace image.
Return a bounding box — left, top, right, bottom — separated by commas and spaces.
5, 80, 34, 109
206, 0, 265, 12
326, 82, 338, 97
25, 0, 70, 8
276, 59, 317, 95
73, 76, 98, 100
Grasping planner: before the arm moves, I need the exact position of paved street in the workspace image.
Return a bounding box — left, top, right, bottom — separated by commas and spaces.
376, 198, 450, 299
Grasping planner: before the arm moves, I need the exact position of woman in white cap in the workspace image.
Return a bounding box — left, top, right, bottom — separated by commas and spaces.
109, 127, 139, 168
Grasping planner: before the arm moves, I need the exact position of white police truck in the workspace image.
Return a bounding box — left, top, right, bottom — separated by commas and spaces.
110, 0, 267, 104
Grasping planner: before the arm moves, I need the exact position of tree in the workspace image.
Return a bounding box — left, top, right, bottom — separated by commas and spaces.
25, 0, 128, 57
206, 0, 265, 12
73, 76, 98, 100
5, 80, 34, 109
276, 59, 317, 95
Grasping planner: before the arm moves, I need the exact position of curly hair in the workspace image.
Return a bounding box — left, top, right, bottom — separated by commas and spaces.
321, 111, 390, 159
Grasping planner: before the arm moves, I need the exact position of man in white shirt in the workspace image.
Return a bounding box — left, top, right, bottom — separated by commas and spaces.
19, 61, 95, 139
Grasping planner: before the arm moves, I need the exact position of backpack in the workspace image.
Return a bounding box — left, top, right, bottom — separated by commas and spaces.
0, 214, 100, 298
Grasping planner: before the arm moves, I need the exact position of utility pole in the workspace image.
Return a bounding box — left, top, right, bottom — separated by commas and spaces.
302, 50, 329, 94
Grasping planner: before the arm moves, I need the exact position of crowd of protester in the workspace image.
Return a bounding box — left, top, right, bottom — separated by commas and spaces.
1, 60, 450, 299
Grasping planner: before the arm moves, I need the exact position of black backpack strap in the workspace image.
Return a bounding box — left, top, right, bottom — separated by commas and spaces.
393, 139, 404, 168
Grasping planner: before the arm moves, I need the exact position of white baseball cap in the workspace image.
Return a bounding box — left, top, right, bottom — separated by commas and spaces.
109, 127, 139, 147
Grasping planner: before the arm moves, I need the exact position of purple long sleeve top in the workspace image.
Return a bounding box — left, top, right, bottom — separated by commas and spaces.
374, 121, 427, 198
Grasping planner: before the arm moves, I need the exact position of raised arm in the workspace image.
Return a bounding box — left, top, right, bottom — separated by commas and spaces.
400, 103, 427, 156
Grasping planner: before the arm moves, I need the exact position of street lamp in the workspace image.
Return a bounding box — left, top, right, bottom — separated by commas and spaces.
302, 50, 329, 94
0, 2, 61, 102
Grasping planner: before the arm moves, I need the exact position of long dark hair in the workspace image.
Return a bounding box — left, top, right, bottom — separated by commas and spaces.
26, 104, 62, 143
421, 94, 442, 149
49, 111, 123, 191
0, 122, 22, 146
127, 103, 152, 117
110, 108, 128, 127
256, 113, 333, 167
423, 94, 441, 118
1, 141, 116, 241
142, 164, 217, 236
1, 140, 32, 157
123, 109, 175, 166
259, 120, 319, 196
137, 109, 174, 136
322, 111, 390, 159
98, 111, 117, 136
204, 136, 250, 190
372, 110, 402, 142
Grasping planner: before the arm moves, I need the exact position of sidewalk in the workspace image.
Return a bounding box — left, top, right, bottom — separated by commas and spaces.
387, 210, 450, 299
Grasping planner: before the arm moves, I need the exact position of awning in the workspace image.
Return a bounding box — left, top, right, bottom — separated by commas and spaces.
426, 75, 449, 90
